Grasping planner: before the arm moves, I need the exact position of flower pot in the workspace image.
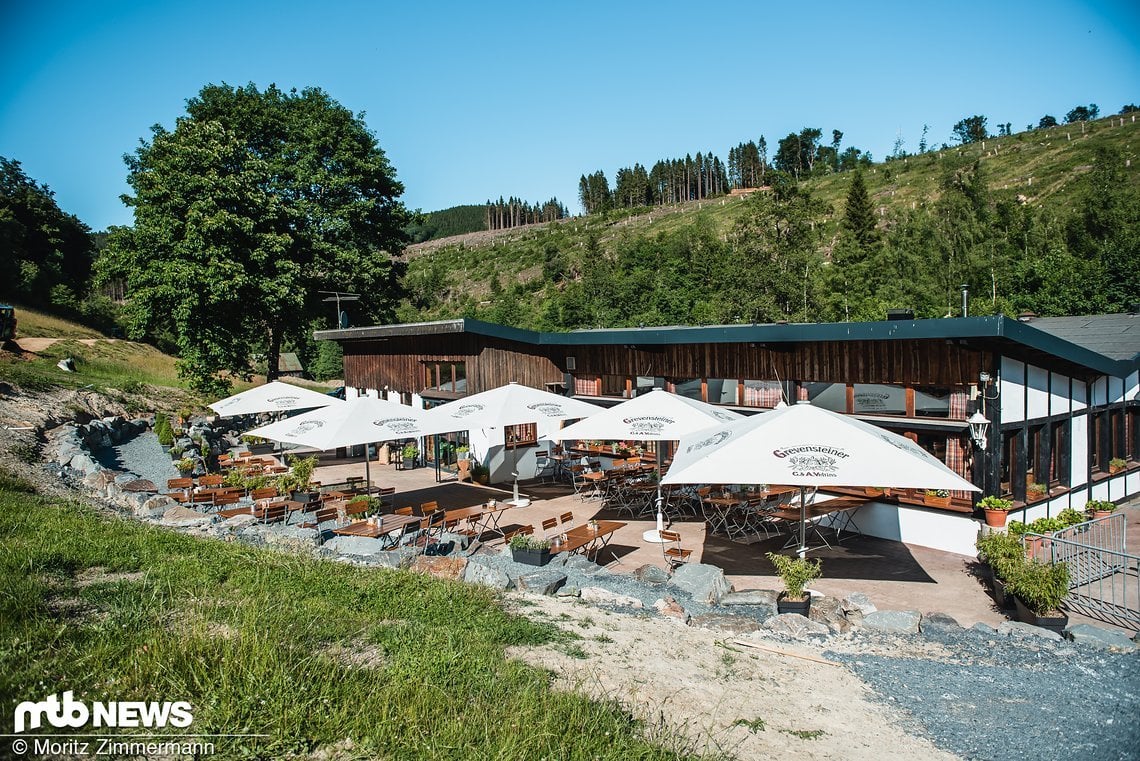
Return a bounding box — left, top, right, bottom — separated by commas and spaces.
1109, 465, 1123, 475
923, 494, 951, 508
983, 508, 1008, 528
511, 547, 551, 567
776, 593, 811, 617
1013, 596, 1068, 634
1092, 510, 1112, 520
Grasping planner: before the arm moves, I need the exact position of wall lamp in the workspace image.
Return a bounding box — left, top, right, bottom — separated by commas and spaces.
967, 410, 990, 450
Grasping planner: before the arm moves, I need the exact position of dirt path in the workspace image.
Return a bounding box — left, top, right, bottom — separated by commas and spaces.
14, 337, 119, 352
506, 594, 959, 761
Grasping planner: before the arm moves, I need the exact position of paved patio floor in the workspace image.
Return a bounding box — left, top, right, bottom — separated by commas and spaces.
311, 454, 1139, 637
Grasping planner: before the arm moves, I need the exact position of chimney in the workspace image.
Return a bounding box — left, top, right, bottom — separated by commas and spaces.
960, 284, 969, 317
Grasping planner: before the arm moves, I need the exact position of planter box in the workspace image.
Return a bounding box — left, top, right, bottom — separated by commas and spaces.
991, 576, 1016, 610
923, 494, 951, 508
1013, 596, 1068, 634
291, 490, 319, 504
511, 547, 551, 567
776, 593, 811, 617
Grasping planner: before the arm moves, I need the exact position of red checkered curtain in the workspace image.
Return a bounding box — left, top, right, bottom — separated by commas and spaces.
574, 375, 599, 395
947, 389, 970, 497
743, 381, 782, 407
796, 385, 809, 402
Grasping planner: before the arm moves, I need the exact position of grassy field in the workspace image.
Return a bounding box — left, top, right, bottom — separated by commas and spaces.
0, 470, 701, 760
7, 305, 108, 339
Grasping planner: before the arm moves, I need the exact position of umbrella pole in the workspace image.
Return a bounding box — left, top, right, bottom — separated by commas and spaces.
798, 486, 807, 558
364, 443, 372, 495
656, 446, 665, 532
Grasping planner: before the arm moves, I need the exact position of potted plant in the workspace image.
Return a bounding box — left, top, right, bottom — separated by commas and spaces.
455, 445, 470, 460
1025, 482, 1048, 501
175, 457, 195, 477
765, 552, 822, 616
1085, 499, 1117, 520
923, 489, 951, 508
978, 495, 1013, 528
472, 463, 490, 485
401, 443, 419, 469
1108, 457, 1127, 475
1006, 560, 1070, 633
975, 531, 1023, 609
155, 414, 174, 451
509, 534, 552, 566
1056, 507, 1086, 529
286, 455, 320, 502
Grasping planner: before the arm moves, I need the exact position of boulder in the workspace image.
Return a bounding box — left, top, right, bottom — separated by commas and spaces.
689, 612, 762, 635
654, 596, 691, 624
463, 561, 513, 591
997, 621, 1062, 642
323, 535, 388, 557
220, 514, 259, 530
579, 586, 644, 609
841, 592, 877, 618
439, 531, 473, 552
863, 610, 922, 634
1063, 624, 1136, 651
68, 453, 100, 476
762, 613, 831, 638
121, 479, 158, 493
516, 568, 568, 595
807, 595, 850, 634
669, 563, 733, 604
721, 589, 779, 606
371, 547, 418, 570
136, 494, 177, 519
160, 506, 214, 528
920, 612, 963, 637
555, 585, 581, 598
632, 564, 671, 585
561, 555, 610, 577
410, 556, 468, 581
263, 526, 319, 552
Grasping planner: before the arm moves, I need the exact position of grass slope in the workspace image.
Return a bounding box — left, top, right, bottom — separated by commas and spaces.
0, 472, 699, 760
401, 115, 1140, 321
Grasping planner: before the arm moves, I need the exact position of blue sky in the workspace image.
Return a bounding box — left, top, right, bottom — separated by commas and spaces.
1, 0, 1137, 232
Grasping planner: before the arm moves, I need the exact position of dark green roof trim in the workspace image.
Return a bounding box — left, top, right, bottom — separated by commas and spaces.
317, 315, 1138, 378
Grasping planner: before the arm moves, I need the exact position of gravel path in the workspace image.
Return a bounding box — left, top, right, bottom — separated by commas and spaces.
829, 628, 1140, 761
93, 430, 178, 487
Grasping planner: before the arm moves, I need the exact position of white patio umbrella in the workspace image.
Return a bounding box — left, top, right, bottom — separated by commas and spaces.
421, 382, 604, 504
551, 388, 743, 541
209, 380, 340, 417
662, 401, 979, 556
244, 395, 432, 492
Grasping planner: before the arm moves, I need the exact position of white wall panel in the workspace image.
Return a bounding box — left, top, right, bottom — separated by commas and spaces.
852, 502, 981, 557
1070, 414, 1088, 487
1049, 372, 1070, 416
1072, 380, 1087, 412
1091, 377, 1107, 407
1000, 357, 1025, 424
1126, 371, 1139, 403
1026, 365, 1049, 420
1108, 376, 1124, 404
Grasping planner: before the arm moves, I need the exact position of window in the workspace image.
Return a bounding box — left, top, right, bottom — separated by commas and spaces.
1001, 429, 1018, 497
669, 378, 702, 401
1050, 422, 1067, 485
635, 376, 665, 396
852, 384, 906, 415
707, 378, 738, 405
801, 382, 847, 413
505, 423, 537, 448
1091, 412, 1108, 473
742, 380, 783, 408
422, 361, 466, 393
573, 375, 600, 395
913, 386, 953, 418
1027, 425, 1043, 487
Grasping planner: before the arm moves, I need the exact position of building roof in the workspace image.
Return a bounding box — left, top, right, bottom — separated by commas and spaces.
316, 314, 1140, 378
277, 352, 305, 373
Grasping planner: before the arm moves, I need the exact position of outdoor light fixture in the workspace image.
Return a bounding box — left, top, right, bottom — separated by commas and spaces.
967, 410, 990, 450
979, 371, 991, 384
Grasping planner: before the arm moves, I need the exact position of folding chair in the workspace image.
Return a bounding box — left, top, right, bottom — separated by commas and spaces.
559, 511, 575, 529
659, 530, 692, 570
541, 517, 560, 540
419, 501, 439, 516
534, 451, 557, 484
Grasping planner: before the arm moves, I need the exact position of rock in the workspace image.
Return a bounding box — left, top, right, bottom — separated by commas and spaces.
264, 526, 319, 552
323, 535, 388, 557
410, 556, 468, 581
920, 612, 963, 637
669, 563, 733, 605
121, 479, 158, 493
517, 568, 568, 595
654, 596, 691, 624
439, 531, 472, 551
970, 622, 998, 636
762, 613, 831, 638
721, 589, 779, 606
463, 561, 513, 590
370, 547, 417, 569
135, 494, 176, 519
68, 453, 100, 476
83, 470, 107, 489
863, 610, 922, 634
632, 564, 671, 584
561, 555, 610, 576
1064, 624, 1137, 651
160, 506, 214, 528
555, 585, 581, 598
996, 621, 1062, 641
807, 595, 850, 634
841, 592, 877, 617
220, 514, 259, 530
579, 586, 644, 609
689, 612, 761, 635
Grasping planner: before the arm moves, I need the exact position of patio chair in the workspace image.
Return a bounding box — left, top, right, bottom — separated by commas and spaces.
541, 517, 560, 539
394, 506, 413, 516
559, 511, 575, 529
503, 525, 535, 543
533, 452, 556, 483
443, 509, 479, 540
419, 501, 439, 516
166, 477, 193, 499
250, 487, 279, 502
345, 499, 371, 520
659, 530, 692, 570
198, 474, 224, 488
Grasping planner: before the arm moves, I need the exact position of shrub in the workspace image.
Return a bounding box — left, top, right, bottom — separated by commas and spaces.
1008, 520, 1028, 537
1109, 457, 1127, 470
175, 458, 195, 473
1006, 560, 1069, 615
509, 534, 551, 551
976, 532, 1026, 581
1056, 507, 1085, 527
765, 552, 822, 600
979, 495, 1013, 511
1085, 499, 1117, 514
1028, 516, 1064, 534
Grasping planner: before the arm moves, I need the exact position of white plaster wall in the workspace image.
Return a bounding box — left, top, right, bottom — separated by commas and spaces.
1025, 365, 1049, 420
1108, 376, 1125, 404
1126, 371, 1139, 403
847, 502, 982, 557
1091, 377, 1107, 407
1091, 480, 1109, 502
1000, 357, 1025, 424
1072, 379, 1087, 412
1020, 503, 1052, 524
1049, 372, 1070, 416
1070, 414, 1088, 487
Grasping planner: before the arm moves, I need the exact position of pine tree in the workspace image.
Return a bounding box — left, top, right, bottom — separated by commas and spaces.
843, 170, 878, 249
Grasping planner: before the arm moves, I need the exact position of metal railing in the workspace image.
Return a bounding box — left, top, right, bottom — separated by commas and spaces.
1024, 513, 1139, 629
